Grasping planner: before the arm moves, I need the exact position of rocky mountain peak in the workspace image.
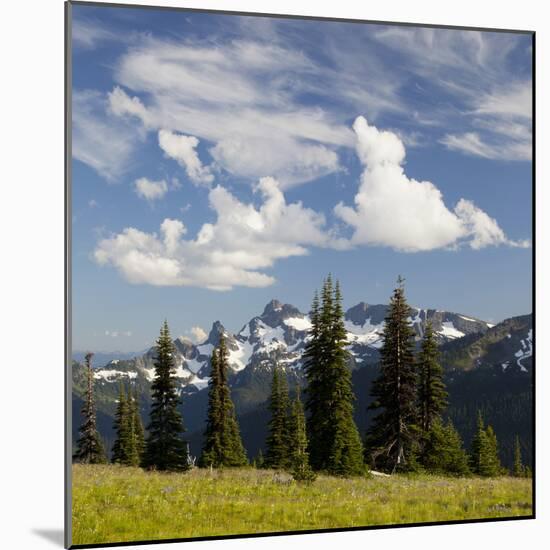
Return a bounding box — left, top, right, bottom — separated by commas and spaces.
260, 299, 303, 328
207, 321, 226, 344
345, 302, 387, 327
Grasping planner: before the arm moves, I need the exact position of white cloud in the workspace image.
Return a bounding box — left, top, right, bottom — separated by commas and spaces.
440, 131, 531, 161
370, 27, 532, 162
106, 38, 355, 187
88, 199, 99, 208
454, 199, 530, 250
335, 116, 527, 251
441, 81, 532, 161
158, 130, 214, 186
134, 177, 168, 201
72, 89, 142, 181
72, 19, 120, 49
105, 330, 132, 338
189, 326, 207, 344
108, 86, 152, 126
94, 177, 332, 290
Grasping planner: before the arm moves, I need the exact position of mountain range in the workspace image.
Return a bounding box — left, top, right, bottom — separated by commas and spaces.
72, 299, 533, 469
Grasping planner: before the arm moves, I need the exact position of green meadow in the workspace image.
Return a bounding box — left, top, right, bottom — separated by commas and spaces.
72, 465, 532, 546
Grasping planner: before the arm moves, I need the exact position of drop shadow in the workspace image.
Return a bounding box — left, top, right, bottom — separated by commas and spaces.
33, 529, 65, 547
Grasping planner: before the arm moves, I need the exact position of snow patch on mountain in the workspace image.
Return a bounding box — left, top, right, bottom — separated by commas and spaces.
284, 316, 312, 331
227, 340, 255, 371
515, 328, 533, 372
345, 319, 384, 348
184, 357, 205, 375
94, 369, 138, 381
439, 322, 465, 340
189, 375, 210, 390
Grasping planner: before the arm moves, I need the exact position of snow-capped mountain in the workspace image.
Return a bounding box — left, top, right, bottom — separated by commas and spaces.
87, 298, 494, 393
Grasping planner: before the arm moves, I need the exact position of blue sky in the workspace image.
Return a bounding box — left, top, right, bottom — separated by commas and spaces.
70, 4, 533, 353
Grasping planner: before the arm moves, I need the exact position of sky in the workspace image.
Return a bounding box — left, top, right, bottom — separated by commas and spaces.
70, 4, 533, 353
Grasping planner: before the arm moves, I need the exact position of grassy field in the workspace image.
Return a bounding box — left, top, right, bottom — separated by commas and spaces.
72, 465, 532, 546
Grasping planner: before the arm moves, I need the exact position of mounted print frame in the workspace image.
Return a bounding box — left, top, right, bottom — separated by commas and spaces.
65, 1, 535, 548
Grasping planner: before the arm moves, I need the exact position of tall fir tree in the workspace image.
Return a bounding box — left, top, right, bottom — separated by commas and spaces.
365, 276, 419, 473
326, 280, 364, 476
111, 382, 130, 464
287, 386, 316, 482
125, 387, 145, 467
200, 347, 223, 467
304, 276, 364, 476
303, 288, 326, 468
513, 435, 525, 477
73, 353, 107, 464
131, 387, 146, 466
142, 321, 189, 471
219, 335, 248, 466
265, 365, 290, 469
470, 412, 503, 477
417, 321, 448, 433
200, 335, 247, 467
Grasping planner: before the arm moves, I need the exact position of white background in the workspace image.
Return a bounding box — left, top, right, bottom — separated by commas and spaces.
0, 0, 547, 548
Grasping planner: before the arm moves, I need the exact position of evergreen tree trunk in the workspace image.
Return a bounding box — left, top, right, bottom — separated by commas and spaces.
143, 321, 189, 471
73, 353, 107, 464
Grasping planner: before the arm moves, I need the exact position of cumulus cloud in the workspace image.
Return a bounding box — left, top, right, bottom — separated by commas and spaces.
158, 130, 214, 186
134, 177, 168, 201
335, 116, 527, 251
94, 177, 332, 290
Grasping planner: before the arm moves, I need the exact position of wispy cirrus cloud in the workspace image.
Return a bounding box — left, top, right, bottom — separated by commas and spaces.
74, 20, 531, 186
72, 89, 144, 181
369, 27, 532, 161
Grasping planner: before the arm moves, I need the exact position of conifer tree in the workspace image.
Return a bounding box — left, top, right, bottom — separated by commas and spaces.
132, 388, 146, 464
513, 435, 525, 477
287, 387, 316, 482
218, 335, 248, 466
111, 382, 130, 464
304, 276, 364, 476
417, 321, 448, 433
470, 412, 502, 477
484, 425, 503, 476
142, 321, 189, 471
200, 335, 247, 467
255, 448, 264, 469
265, 365, 290, 469
421, 418, 470, 476
126, 387, 145, 467
326, 280, 364, 476
73, 353, 107, 464
365, 276, 418, 473
303, 289, 325, 467
200, 346, 223, 467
